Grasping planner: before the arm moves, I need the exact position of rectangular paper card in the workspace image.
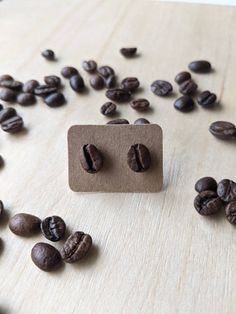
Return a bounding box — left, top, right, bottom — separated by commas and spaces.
68, 124, 163, 192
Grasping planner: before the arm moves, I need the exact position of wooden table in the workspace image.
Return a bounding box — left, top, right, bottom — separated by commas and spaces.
0, 1, 236, 313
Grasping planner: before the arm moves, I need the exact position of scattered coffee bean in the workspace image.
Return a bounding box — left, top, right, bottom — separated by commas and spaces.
0, 155, 4, 168
194, 190, 223, 215
41, 49, 55, 61
90, 75, 104, 90
23, 80, 39, 93
104, 75, 116, 88
61, 231, 92, 263
100, 102, 117, 116
80, 144, 103, 173
120, 47, 137, 57
121, 77, 140, 92
209, 121, 236, 140
127, 144, 151, 172
82, 60, 97, 73
150, 80, 173, 96
130, 98, 149, 111
189, 60, 211, 73
61, 66, 78, 79
0, 200, 4, 216
69, 75, 85, 92
98, 66, 114, 78
107, 118, 129, 125
0, 80, 22, 91
134, 118, 150, 125
179, 79, 198, 95
0, 87, 17, 102
174, 96, 194, 112
9, 213, 41, 236
217, 179, 236, 203
31, 242, 61, 271
225, 201, 236, 225
44, 92, 66, 107
195, 177, 217, 193
34, 85, 58, 97
41, 216, 66, 242
44, 75, 61, 87
174, 71, 191, 84
106, 88, 131, 102
0, 75, 13, 83
197, 91, 217, 107
0, 107, 17, 123
17, 93, 36, 106
1, 115, 24, 133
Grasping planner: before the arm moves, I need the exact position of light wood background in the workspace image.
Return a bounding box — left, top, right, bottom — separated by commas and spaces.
0, 1, 236, 313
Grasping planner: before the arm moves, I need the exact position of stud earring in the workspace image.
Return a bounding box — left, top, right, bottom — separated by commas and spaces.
80, 144, 103, 173
127, 144, 151, 172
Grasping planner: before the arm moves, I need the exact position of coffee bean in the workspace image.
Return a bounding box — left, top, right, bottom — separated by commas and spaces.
104, 75, 116, 88
41, 216, 66, 242
0, 155, 4, 168
70, 75, 85, 92
61, 231, 92, 263
134, 118, 150, 125
9, 213, 41, 236
0, 200, 4, 216
1, 116, 24, 133
195, 177, 217, 193
225, 201, 236, 225
174, 96, 194, 112
0, 87, 16, 102
98, 66, 114, 78
31, 242, 61, 271
82, 60, 97, 73
23, 80, 39, 93
17, 93, 36, 106
107, 118, 129, 125
80, 144, 103, 173
127, 144, 151, 172
0, 104, 3, 111
100, 102, 117, 116
150, 80, 173, 96
61, 66, 78, 79
0, 107, 17, 123
0, 75, 13, 83
189, 60, 211, 73
130, 98, 149, 111
197, 91, 217, 107
174, 71, 191, 84
90, 75, 104, 90
106, 88, 131, 102
120, 47, 137, 57
34, 85, 58, 97
194, 190, 223, 215
121, 77, 140, 92
44, 75, 61, 87
179, 79, 198, 95
217, 179, 236, 203
209, 121, 236, 140
0, 80, 22, 91
44, 92, 66, 107
41, 49, 55, 60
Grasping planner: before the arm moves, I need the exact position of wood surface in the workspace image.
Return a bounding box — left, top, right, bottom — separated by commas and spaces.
0, 0, 236, 313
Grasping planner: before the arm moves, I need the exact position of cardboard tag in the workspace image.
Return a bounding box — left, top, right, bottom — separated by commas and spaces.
68, 124, 163, 192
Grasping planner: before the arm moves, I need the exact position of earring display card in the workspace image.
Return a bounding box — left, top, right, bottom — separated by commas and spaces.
68, 124, 163, 192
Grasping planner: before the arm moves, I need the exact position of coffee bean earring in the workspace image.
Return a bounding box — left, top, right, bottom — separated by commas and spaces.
79, 144, 103, 173
127, 144, 151, 172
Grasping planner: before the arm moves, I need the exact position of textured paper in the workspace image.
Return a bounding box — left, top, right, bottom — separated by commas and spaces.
68, 124, 163, 192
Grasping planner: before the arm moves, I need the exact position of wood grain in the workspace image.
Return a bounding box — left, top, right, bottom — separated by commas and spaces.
0, 1, 236, 313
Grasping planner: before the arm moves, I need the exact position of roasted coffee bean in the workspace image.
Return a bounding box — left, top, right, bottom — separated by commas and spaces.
17, 93, 36, 106
217, 179, 236, 203
106, 88, 131, 102
0, 80, 22, 91
100, 102, 117, 116
44, 75, 61, 87
0, 155, 4, 168
31, 242, 61, 271
194, 190, 223, 215
0, 107, 17, 123
70, 75, 85, 92
90, 75, 104, 90
1, 115, 23, 133
104, 75, 116, 88
150, 80, 172, 96
130, 98, 149, 111
9, 213, 41, 236
134, 118, 150, 125
41, 216, 66, 242
121, 77, 140, 92
41, 49, 55, 60
195, 177, 217, 193
0, 200, 3, 216
127, 144, 151, 172
174, 71, 191, 84
80, 144, 103, 173
0, 87, 16, 102
225, 201, 236, 225
107, 118, 129, 125
120, 47, 137, 57
174, 96, 194, 112
82, 60, 97, 73
61, 66, 78, 79
197, 91, 217, 107
0, 74, 13, 83
179, 79, 198, 95
34, 85, 58, 97
23, 80, 39, 93
98, 66, 114, 78
209, 121, 236, 140
44, 92, 66, 107
188, 60, 211, 73
0, 104, 3, 111
61, 231, 92, 263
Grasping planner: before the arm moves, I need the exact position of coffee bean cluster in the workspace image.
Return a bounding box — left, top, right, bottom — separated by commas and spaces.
9, 212, 92, 272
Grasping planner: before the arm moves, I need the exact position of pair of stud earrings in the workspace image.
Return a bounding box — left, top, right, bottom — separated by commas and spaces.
79, 143, 151, 173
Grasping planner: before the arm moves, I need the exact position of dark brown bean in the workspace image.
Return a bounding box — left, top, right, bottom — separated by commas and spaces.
127, 144, 151, 172
130, 98, 149, 111
44, 92, 66, 107
0, 87, 16, 102
0, 104, 3, 111
90, 75, 104, 90
0, 107, 17, 123
209, 121, 236, 140
121, 77, 140, 92
31, 242, 62, 271
82, 60, 97, 73
98, 66, 114, 78
70, 75, 85, 92
41, 216, 66, 242
100, 102, 117, 116
0, 75, 13, 83
174, 71, 191, 84
174, 96, 194, 112
80, 144, 103, 173
17, 93, 36, 106
225, 201, 236, 225
107, 118, 129, 125
106, 88, 131, 102
0, 80, 22, 91
134, 118, 150, 125
194, 190, 223, 215
9, 213, 41, 236
23, 80, 39, 93
41, 49, 55, 60
61, 66, 78, 79
0, 155, 4, 168
179, 80, 198, 95
197, 91, 217, 107
217, 179, 236, 203
0, 200, 4, 216
1, 116, 24, 133
195, 177, 217, 193
34, 85, 58, 97
104, 75, 116, 88
150, 80, 173, 96
188, 60, 211, 73
44, 75, 61, 87
120, 47, 137, 57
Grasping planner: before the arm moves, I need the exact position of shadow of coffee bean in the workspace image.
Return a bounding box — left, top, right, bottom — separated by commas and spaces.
0, 208, 10, 228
